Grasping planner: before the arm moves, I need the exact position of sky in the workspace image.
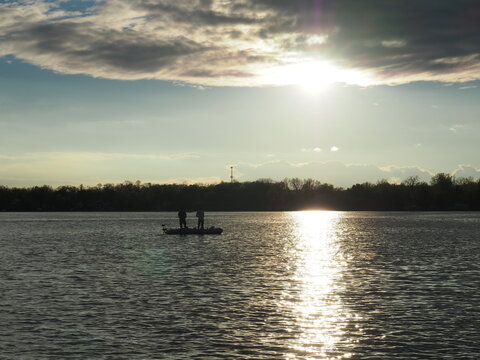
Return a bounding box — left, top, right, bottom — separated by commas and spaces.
1, 0, 479, 187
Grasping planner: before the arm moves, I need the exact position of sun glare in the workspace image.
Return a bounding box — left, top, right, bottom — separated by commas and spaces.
295, 62, 340, 93
259, 60, 372, 92
265, 61, 339, 93
284, 211, 354, 358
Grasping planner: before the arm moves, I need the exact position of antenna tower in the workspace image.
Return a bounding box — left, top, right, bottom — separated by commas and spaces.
230, 166, 234, 183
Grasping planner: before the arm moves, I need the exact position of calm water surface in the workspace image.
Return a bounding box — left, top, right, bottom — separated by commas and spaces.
1, 212, 479, 359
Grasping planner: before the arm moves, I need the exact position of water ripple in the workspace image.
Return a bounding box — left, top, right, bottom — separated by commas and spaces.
0, 212, 479, 359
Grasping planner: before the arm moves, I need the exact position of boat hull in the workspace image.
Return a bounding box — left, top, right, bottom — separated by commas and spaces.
163, 227, 223, 235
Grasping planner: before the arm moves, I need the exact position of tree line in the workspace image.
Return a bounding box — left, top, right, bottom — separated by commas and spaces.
1, 174, 479, 211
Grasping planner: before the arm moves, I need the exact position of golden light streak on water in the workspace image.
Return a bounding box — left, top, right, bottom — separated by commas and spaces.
286, 211, 355, 359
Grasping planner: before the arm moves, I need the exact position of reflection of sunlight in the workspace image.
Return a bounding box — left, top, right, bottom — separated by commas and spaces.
286, 211, 352, 359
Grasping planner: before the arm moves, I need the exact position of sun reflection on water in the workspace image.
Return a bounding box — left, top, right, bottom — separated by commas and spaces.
286, 211, 354, 359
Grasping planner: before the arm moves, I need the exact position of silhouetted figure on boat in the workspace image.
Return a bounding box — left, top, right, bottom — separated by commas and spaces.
178, 208, 187, 228
196, 208, 205, 229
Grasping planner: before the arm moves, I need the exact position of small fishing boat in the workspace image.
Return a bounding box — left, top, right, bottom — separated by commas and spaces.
162, 226, 223, 235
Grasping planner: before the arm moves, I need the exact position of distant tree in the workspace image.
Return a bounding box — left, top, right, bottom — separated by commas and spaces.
454, 176, 474, 186
430, 173, 455, 210
1, 173, 479, 211
430, 173, 454, 188
288, 178, 303, 191
402, 175, 421, 187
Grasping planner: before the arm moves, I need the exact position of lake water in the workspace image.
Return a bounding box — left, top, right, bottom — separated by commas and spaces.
1, 212, 479, 359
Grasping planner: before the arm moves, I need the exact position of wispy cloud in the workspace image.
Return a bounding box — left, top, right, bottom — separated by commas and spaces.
0, 151, 199, 162
449, 124, 465, 132
451, 164, 480, 179
3, 153, 479, 187
0, 151, 201, 186
301, 147, 323, 153
232, 160, 438, 187
459, 85, 478, 90
1, 0, 479, 87
159, 177, 223, 185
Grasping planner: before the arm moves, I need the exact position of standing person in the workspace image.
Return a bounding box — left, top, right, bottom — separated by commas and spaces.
178, 208, 187, 229
196, 208, 205, 229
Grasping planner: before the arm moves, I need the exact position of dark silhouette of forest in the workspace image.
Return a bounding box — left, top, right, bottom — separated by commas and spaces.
1, 174, 479, 211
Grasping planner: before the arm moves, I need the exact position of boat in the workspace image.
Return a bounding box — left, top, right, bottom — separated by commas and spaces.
162, 226, 223, 235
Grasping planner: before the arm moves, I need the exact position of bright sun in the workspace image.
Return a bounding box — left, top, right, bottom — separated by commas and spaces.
260, 60, 339, 93
260, 60, 371, 93
292, 61, 339, 93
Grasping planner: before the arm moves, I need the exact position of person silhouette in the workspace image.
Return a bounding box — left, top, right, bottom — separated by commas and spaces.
178, 208, 187, 228
196, 208, 205, 229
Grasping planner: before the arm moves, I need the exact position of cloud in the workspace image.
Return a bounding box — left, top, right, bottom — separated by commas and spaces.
459, 85, 478, 90
159, 176, 223, 185
451, 164, 480, 179
449, 124, 465, 132
2, 153, 479, 187
0, 151, 201, 186
0, 151, 199, 162
234, 160, 435, 187
1, 0, 479, 86
330, 146, 339, 152
301, 147, 322, 153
